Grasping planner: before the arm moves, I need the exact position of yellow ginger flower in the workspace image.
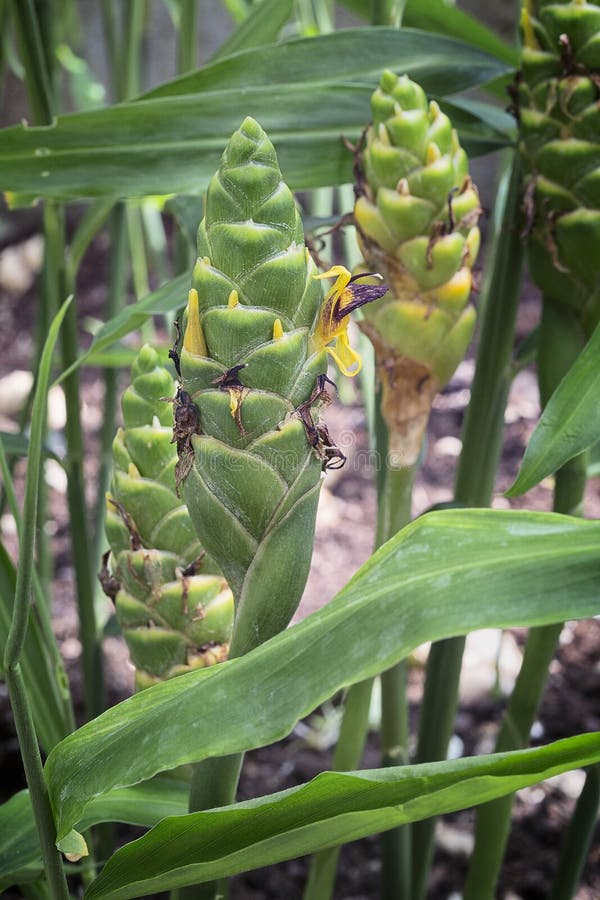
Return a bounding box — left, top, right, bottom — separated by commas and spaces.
313, 266, 387, 376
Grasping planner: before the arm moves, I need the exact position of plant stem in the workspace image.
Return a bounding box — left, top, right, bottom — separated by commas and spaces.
91, 204, 128, 570
10, 0, 54, 597
54, 205, 105, 726
377, 447, 416, 900
174, 0, 199, 274
304, 392, 417, 900
410, 152, 525, 900
303, 679, 373, 899
549, 764, 600, 900
177, 0, 198, 73
4, 667, 70, 899
463, 298, 588, 900
9, 0, 53, 123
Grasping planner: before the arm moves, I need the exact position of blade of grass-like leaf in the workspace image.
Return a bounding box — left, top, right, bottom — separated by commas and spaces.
84, 734, 600, 900
0, 541, 70, 752
0, 778, 190, 891
340, 0, 518, 66
44, 508, 600, 844
210, 0, 293, 60
0, 432, 61, 463
3, 297, 72, 900
54, 272, 188, 385
141, 27, 509, 98
507, 321, 600, 496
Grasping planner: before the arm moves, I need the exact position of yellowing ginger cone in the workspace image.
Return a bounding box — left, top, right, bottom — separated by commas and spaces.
354, 71, 482, 466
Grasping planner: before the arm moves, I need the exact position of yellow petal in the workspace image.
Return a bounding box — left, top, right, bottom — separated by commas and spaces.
272, 318, 284, 340
326, 332, 362, 377
183, 288, 207, 356
228, 289, 239, 308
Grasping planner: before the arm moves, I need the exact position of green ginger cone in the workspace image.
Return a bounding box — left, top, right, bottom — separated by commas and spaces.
354, 70, 481, 466
519, 0, 600, 335
102, 345, 233, 691
177, 117, 385, 657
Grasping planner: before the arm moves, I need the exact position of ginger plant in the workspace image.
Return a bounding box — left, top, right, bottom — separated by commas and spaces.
175, 115, 385, 659
102, 345, 233, 691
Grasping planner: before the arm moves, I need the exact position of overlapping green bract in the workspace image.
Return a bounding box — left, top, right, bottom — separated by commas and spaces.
354, 70, 481, 465
180, 117, 329, 656
519, 0, 600, 334
104, 345, 233, 690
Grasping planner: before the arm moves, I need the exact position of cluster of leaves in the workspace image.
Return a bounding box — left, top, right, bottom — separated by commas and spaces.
0, 2, 599, 900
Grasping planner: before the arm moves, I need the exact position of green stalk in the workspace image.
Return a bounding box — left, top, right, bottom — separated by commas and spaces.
9, 0, 52, 123
3, 299, 71, 900
177, 0, 198, 73
410, 152, 524, 900
303, 679, 373, 899
550, 764, 600, 900
463, 299, 588, 900
53, 201, 106, 723
378, 431, 417, 900
92, 2, 146, 569
10, 0, 54, 597
174, 0, 199, 274
304, 409, 416, 900
91, 204, 128, 570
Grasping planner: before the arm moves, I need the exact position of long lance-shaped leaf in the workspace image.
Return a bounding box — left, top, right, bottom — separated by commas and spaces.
44, 509, 600, 846
85, 734, 600, 900
508, 320, 600, 496
340, 0, 518, 66
141, 27, 508, 99
0, 778, 189, 890
1, 86, 509, 205
0, 32, 510, 202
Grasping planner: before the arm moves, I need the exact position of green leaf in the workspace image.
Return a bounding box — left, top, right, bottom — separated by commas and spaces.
54, 273, 188, 385
0, 31, 510, 201
44, 509, 600, 842
507, 321, 600, 496
0, 542, 69, 752
340, 0, 518, 66
86, 734, 600, 899
141, 28, 508, 99
0, 778, 189, 891
210, 0, 294, 60
0, 432, 61, 464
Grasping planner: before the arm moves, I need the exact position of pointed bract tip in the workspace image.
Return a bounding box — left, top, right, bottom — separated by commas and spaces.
426, 142, 442, 165
183, 288, 207, 357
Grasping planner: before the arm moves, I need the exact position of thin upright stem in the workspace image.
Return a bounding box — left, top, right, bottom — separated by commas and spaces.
463, 298, 588, 900
549, 765, 600, 900
91, 204, 129, 569
411, 153, 524, 900
10, 0, 53, 123
303, 679, 374, 899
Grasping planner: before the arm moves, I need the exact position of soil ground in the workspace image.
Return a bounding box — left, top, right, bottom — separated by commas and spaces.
0, 216, 598, 899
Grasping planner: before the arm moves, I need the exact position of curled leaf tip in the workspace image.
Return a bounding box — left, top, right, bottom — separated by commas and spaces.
183, 288, 207, 357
